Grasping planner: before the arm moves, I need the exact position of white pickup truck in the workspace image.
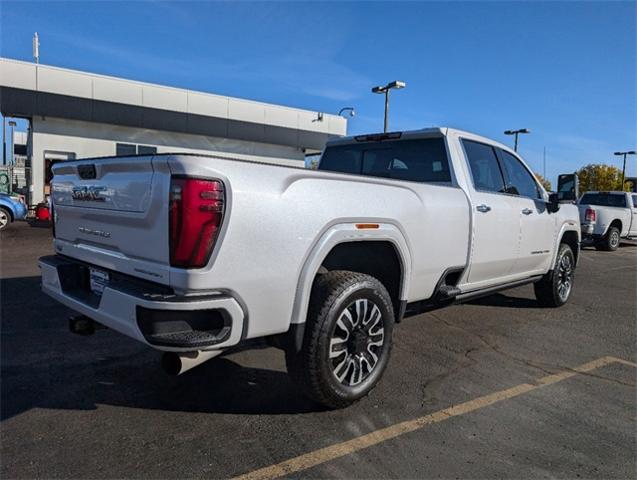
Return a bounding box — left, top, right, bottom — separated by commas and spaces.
578, 191, 637, 251
40, 127, 580, 408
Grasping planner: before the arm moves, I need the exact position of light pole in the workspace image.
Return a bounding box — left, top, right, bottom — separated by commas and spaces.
372, 80, 406, 133
504, 128, 530, 152
614, 150, 636, 187
8, 121, 16, 165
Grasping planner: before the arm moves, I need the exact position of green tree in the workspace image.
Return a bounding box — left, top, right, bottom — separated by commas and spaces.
534, 173, 552, 191
576, 164, 627, 194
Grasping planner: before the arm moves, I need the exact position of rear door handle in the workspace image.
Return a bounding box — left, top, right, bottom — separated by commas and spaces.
522, 208, 533, 215
476, 204, 491, 213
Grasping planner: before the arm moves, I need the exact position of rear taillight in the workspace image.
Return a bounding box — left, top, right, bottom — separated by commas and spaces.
585, 208, 596, 222
169, 177, 225, 268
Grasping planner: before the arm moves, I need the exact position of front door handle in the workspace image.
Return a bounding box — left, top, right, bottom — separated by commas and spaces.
476, 204, 491, 213
522, 208, 533, 215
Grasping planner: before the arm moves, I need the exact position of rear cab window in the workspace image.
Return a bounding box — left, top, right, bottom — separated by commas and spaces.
318, 137, 452, 184
580, 193, 627, 208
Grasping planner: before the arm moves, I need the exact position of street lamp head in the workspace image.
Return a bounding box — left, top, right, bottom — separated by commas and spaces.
372, 80, 406, 94
628, 151, 636, 155
338, 107, 356, 117
387, 80, 406, 90
504, 128, 530, 135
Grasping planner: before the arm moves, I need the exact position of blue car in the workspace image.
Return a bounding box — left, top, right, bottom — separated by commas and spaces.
0, 193, 28, 230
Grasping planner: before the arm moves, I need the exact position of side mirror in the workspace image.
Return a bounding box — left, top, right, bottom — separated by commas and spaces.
547, 192, 560, 213
557, 173, 579, 202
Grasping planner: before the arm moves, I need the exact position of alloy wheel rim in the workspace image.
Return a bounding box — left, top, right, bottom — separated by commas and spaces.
557, 253, 573, 301
329, 298, 385, 387
0, 211, 8, 228
610, 231, 619, 248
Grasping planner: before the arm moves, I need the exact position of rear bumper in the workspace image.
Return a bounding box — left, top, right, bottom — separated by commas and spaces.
39, 255, 245, 352
580, 223, 595, 236
15, 203, 27, 220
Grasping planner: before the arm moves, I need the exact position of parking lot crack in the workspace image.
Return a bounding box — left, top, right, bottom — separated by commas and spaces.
428, 312, 556, 376
429, 314, 637, 388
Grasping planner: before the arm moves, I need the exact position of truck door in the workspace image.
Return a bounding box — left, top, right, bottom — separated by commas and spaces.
498, 149, 554, 275
461, 139, 520, 287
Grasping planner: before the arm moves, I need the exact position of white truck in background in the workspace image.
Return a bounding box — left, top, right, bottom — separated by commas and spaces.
40, 127, 581, 408
578, 191, 637, 251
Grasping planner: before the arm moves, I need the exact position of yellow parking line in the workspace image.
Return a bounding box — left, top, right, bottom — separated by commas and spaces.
610, 356, 637, 369
232, 356, 634, 480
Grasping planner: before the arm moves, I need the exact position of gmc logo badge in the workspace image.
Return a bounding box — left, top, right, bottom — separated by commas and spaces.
71, 186, 107, 202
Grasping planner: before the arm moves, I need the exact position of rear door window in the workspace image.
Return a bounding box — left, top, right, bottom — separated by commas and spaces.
461, 140, 506, 193
319, 138, 451, 183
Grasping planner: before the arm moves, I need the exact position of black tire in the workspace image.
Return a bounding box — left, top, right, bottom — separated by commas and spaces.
534, 243, 575, 307
0, 207, 12, 231
286, 270, 394, 409
597, 226, 620, 251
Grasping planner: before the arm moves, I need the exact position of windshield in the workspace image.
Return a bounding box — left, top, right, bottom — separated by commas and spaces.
580, 193, 627, 208
318, 137, 451, 183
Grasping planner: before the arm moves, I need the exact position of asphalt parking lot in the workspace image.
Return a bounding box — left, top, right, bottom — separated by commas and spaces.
1, 222, 635, 479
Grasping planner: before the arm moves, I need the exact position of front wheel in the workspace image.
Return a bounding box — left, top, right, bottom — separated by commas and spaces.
286, 270, 394, 409
534, 243, 575, 307
0, 208, 11, 231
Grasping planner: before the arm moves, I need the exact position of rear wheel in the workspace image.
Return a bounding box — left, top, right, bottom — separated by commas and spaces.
286, 270, 394, 409
596, 226, 620, 251
0, 208, 11, 231
534, 243, 575, 307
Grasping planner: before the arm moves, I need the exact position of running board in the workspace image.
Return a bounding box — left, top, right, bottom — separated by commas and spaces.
454, 275, 543, 303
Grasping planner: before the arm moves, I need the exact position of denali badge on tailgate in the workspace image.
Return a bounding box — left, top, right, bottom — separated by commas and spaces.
78, 226, 111, 238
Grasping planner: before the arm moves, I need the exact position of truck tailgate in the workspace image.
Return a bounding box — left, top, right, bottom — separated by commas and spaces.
51, 156, 171, 284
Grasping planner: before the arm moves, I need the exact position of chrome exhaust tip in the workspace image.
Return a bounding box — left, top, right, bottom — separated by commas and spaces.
161, 350, 221, 375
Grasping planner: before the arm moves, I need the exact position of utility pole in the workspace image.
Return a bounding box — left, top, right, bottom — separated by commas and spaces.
33, 32, 40, 64
543, 146, 546, 179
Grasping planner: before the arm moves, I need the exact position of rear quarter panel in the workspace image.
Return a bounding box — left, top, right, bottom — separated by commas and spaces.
166, 154, 470, 339
579, 204, 631, 236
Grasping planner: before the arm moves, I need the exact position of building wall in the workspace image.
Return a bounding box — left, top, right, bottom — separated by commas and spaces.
30, 117, 306, 205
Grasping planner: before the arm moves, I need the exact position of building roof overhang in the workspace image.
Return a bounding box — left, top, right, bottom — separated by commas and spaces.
0, 58, 346, 151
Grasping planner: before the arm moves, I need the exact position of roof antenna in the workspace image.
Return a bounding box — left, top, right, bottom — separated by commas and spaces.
33, 32, 40, 64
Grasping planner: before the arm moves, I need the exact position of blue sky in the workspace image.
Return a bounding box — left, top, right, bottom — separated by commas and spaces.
1, 1, 635, 184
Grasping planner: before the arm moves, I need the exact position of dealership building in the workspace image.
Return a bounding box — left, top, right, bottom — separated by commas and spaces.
0, 57, 347, 206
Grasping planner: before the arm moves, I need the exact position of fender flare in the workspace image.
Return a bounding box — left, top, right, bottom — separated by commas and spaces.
605, 217, 625, 237
289, 222, 412, 325
551, 221, 580, 267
